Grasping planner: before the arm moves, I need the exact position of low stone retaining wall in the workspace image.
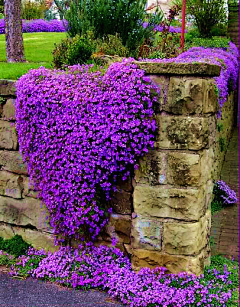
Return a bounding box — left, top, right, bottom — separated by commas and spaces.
0, 62, 235, 275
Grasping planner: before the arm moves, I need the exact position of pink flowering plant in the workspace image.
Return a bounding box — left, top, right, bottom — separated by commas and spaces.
8, 243, 239, 306
15, 60, 159, 243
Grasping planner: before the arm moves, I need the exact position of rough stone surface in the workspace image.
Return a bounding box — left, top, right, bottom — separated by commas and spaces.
0, 150, 28, 175
131, 215, 162, 250
134, 151, 167, 185
131, 246, 211, 275
0, 80, 16, 96
99, 214, 131, 244
135, 62, 221, 76
0, 170, 25, 198
149, 75, 169, 108
133, 185, 206, 221
156, 115, 210, 150
0, 196, 52, 232
0, 121, 18, 150
110, 190, 132, 215
163, 210, 211, 255
164, 77, 218, 115
2, 98, 16, 121
167, 152, 200, 186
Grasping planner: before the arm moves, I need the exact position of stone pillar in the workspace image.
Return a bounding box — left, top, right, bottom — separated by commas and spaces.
130, 62, 221, 275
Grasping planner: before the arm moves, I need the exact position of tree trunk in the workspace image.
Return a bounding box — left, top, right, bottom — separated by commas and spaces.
4, 0, 25, 62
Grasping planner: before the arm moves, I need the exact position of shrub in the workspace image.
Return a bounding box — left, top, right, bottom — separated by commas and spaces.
52, 35, 94, 68
21, 0, 47, 20
0, 235, 32, 257
0, 0, 3, 15
94, 34, 129, 57
15, 61, 159, 242
65, 0, 164, 55
186, 0, 227, 38
187, 36, 231, 49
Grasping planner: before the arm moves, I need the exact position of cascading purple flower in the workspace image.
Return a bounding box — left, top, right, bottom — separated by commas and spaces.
15, 60, 159, 242
213, 180, 238, 205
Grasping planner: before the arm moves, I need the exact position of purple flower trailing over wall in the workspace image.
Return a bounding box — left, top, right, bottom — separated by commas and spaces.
15, 61, 159, 242
0, 19, 67, 34
213, 180, 238, 205
140, 42, 239, 117
10, 244, 236, 306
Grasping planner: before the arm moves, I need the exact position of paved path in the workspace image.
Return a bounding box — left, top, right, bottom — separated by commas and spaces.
0, 269, 125, 307
210, 127, 239, 259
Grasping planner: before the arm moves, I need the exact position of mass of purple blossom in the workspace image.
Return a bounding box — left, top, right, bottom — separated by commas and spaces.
9, 244, 236, 307
142, 22, 187, 33
0, 19, 67, 34
213, 180, 238, 205
15, 61, 158, 242
141, 42, 239, 117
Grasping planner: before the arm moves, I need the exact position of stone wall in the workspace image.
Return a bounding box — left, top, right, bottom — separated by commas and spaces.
0, 62, 235, 275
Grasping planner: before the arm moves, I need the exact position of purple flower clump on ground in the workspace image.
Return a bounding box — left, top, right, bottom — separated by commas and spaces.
213, 180, 238, 205
10, 244, 236, 307
140, 42, 239, 117
15, 60, 159, 242
0, 19, 67, 34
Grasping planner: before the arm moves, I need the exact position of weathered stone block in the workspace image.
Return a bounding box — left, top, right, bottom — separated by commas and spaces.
202, 79, 219, 114
2, 98, 16, 121
167, 152, 200, 186
133, 185, 206, 221
0, 121, 18, 150
100, 214, 131, 244
166, 77, 204, 114
149, 75, 169, 108
110, 190, 132, 214
130, 245, 210, 275
0, 80, 16, 96
163, 209, 211, 255
0, 196, 52, 232
156, 115, 210, 150
135, 151, 167, 185
12, 227, 57, 252
0, 150, 28, 175
0, 222, 15, 239
163, 77, 218, 115
115, 176, 133, 192
0, 170, 25, 198
131, 215, 162, 250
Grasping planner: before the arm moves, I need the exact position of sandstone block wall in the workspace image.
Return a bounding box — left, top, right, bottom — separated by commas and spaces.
0, 62, 235, 275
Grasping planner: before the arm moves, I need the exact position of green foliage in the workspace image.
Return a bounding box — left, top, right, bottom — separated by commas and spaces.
65, 0, 164, 55
147, 50, 166, 59
186, 0, 227, 38
0, 0, 3, 15
211, 199, 224, 214
219, 136, 227, 152
94, 34, 129, 57
0, 235, 32, 257
21, 0, 47, 20
187, 36, 231, 49
217, 123, 224, 132
52, 34, 94, 68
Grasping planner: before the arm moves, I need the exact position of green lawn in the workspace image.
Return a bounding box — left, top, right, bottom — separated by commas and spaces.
0, 32, 66, 80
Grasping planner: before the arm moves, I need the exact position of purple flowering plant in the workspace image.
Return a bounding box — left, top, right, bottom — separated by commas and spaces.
8, 243, 239, 307
211, 180, 238, 213
15, 60, 159, 243
0, 19, 67, 34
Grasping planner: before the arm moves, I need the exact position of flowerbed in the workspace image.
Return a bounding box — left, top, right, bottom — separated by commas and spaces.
141, 42, 239, 117
0, 19, 67, 34
5, 243, 238, 307
15, 61, 158, 242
